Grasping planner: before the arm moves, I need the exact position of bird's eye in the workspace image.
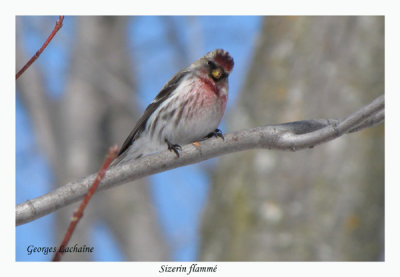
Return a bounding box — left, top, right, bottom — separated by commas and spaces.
211, 68, 223, 80
208, 60, 216, 69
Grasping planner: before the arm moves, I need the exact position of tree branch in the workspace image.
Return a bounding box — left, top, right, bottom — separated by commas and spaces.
16, 16, 64, 80
16, 95, 384, 226
52, 146, 118, 261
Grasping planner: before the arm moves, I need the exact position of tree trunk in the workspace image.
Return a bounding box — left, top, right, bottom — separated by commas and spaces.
200, 16, 384, 261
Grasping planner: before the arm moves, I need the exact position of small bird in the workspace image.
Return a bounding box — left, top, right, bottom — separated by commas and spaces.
113, 49, 234, 165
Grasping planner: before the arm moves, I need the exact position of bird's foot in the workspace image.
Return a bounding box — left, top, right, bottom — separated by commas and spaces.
204, 128, 224, 141
165, 139, 182, 157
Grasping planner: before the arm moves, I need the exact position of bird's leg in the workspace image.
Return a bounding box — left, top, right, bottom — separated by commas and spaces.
165, 139, 182, 157
204, 128, 224, 141
192, 129, 224, 148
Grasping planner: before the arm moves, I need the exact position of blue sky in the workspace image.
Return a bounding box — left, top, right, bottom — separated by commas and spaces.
16, 16, 262, 261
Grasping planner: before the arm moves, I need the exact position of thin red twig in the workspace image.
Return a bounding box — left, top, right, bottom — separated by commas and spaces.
52, 145, 119, 262
16, 16, 65, 80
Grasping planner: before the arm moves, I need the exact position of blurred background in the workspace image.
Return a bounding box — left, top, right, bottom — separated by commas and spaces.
15, 16, 384, 261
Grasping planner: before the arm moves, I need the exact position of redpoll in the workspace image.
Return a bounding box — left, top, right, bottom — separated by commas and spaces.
113, 49, 234, 165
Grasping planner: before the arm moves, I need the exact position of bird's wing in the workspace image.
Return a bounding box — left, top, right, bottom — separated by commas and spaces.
117, 70, 190, 157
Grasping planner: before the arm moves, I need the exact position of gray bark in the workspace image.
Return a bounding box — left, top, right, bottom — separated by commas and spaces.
16, 94, 384, 227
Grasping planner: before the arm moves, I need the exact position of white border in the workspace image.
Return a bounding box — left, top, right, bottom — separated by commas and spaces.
3, 1, 398, 276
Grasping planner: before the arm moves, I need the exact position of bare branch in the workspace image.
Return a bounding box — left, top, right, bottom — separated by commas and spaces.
16, 16, 64, 80
16, 95, 384, 226
52, 146, 118, 261
348, 108, 384, 133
